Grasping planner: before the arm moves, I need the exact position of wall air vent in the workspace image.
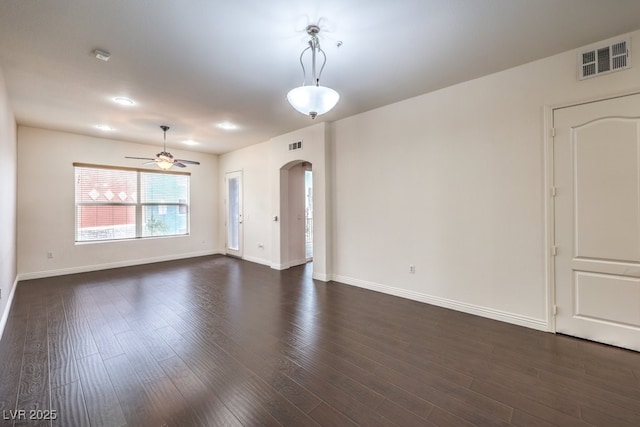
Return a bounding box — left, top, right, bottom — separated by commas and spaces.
578, 36, 630, 80
288, 140, 303, 151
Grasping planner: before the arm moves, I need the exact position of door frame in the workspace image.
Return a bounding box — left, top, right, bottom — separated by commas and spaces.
544, 89, 640, 333
225, 170, 243, 258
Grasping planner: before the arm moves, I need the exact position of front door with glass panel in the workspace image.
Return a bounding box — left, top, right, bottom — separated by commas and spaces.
225, 171, 243, 258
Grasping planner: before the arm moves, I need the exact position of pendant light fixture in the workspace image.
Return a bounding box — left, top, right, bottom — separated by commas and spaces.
287, 25, 339, 119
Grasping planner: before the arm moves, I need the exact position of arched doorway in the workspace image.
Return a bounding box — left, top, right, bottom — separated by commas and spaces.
279, 160, 313, 268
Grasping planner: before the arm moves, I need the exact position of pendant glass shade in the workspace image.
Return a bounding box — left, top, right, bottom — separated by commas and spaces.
288, 24, 339, 119
287, 85, 340, 119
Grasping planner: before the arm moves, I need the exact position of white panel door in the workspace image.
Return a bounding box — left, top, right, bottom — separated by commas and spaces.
554, 94, 640, 351
225, 171, 243, 258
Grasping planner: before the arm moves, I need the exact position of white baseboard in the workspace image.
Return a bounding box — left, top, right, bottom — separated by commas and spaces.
0, 276, 19, 343
287, 258, 308, 268
332, 274, 549, 332
270, 258, 309, 270
17, 250, 221, 281
242, 255, 271, 267
312, 272, 330, 282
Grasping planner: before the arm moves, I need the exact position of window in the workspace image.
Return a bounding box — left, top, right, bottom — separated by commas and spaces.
74, 163, 190, 242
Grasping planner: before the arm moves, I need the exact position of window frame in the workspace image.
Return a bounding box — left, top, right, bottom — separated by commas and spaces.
74, 163, 191, 243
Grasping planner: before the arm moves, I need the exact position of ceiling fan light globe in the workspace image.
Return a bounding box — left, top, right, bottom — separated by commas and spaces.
157, 160, 173, 170
287, 85, 339, 118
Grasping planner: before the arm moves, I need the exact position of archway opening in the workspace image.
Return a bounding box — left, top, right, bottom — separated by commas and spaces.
279, 160, 313, 268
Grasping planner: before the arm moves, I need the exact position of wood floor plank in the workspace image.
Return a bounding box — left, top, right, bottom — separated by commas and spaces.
469, 358, 583, 418
230, 374, 320, 427
84, 316, 125, 362
15, 303, 50, 426
228, 346, 322, 414
580, 404, 640, 427
373, 364, 513, 426
102, 354, 164, 427
286, 363, 398, 426
282, 344, 385, 410
469, 377, 592, 427
48, 333, 79, 388
537, 367, 640, 412
98, 304, 131, 336
113, 330, 167, 384
0, 313, 28, 414
2, 255, 640, 426
510, 409, 559, 427
307, 402, 357, 427
375, 398, 438, 427
51, 381, 90, 427
357, 373, 435, 421
64, 316, 98, 360
75, 354, 126, 427
427, 405, 484, 427
141, 376, 202, 427
157, 356, 242, 427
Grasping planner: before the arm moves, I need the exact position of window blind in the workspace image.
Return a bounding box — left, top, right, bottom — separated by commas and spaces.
74, 164, 190, 242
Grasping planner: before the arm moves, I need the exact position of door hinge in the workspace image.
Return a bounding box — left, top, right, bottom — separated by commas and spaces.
553, 305, 558, 315
550, 187, 557, 197
551, 128, 556, 137
551, 246, 558, 256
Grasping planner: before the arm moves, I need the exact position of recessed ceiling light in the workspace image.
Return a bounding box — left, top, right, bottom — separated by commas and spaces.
113, 97, 134, 106
95, 124, 114, 131
217, 122, 237, 130
182, 139, 199, 146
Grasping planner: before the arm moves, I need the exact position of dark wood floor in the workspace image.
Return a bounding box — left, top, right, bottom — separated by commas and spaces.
1, 255, 639, 426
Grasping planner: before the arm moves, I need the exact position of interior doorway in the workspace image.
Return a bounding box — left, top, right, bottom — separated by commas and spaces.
279, 160, 312, 268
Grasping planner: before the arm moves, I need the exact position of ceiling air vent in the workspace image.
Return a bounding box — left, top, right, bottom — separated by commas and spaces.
578, 36, 630, 80
288, 140, 303, 151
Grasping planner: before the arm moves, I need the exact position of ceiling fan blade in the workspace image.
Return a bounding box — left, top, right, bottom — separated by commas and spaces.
174, 159, 200, 165
143, 161, 157, 166
126, 156, 156, 161
173, 162, 187, 168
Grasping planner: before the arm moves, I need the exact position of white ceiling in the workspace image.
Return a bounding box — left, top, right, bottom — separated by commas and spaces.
1, 0, 640, 154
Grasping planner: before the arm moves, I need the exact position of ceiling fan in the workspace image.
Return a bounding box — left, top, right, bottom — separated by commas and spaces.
125, 125, 200, 170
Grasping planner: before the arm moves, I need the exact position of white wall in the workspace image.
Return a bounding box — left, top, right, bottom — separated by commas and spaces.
17, 126, 221, 278
220, 31, 640, 332
331, 31, 640, 330
219, 122, 331, 279
270, 124, 330, 278
0, 64, 17, 339
219, 141, 271, 265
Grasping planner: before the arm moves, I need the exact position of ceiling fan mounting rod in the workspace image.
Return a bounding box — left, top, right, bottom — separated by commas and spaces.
160, 125, 169, 151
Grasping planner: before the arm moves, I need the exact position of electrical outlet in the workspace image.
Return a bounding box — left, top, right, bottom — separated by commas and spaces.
409, 265, 416, 274
47, 251, 53, 259
257, 243, 264, 249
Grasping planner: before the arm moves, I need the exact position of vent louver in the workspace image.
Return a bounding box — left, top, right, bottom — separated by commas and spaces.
578, 37, 630, 80
288, 140, 303, 151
